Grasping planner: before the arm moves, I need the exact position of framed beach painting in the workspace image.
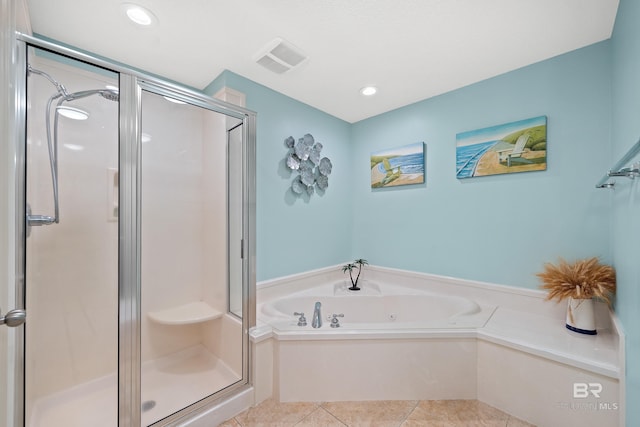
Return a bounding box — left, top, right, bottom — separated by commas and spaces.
456, 116, 547, 179
371, 142, 425, 188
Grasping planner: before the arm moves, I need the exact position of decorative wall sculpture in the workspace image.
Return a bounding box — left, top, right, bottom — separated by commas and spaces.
284, 133, 332, 196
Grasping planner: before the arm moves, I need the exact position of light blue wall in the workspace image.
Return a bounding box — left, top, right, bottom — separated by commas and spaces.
205, 44, 613, 289
206, 31, 635, 422
204, 72, 353, 281
350, 42, 612, 288
611, 0, 640, 424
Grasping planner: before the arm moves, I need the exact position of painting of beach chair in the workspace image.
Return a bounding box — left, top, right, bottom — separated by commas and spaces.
370, 142, 425, 188
496, 134, 531, 167
456, 115, 546, 178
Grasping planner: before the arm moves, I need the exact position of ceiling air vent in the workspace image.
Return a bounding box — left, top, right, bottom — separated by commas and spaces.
254, 38, 307, 74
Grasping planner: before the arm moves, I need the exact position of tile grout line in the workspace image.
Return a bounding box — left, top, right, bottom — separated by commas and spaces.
325, 406, 349, 427
319, 400, 422, 427
394, 400, 421, 426
406, 400, 422, 424
295, 405, 347, 426
292, 403, 320, 426
319, 402, 350, 426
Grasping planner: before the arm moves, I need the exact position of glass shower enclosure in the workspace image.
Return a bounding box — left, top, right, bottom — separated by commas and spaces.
12, 36, 256, 427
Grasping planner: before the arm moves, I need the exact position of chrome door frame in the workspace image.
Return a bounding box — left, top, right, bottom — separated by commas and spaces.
119, 73, 143, 427
13, 32, 256, 427
134, 79, 256, 426
2, 1, 26, 426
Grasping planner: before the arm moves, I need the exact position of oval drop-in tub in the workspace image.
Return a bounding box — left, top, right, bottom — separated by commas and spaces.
259, 281, 496, 331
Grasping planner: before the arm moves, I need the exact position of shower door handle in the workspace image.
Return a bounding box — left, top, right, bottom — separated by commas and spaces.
0, 307, 26, 327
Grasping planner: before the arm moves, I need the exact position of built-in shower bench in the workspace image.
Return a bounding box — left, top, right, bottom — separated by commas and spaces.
147, 301, 222, 325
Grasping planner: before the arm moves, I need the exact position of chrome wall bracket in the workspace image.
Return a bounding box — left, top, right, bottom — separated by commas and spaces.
596, 137, 640, 189
607, 166, 640, 179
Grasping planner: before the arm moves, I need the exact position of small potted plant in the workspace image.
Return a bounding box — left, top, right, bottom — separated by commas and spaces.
342, 258, 368, 291
537, 257, 616, 335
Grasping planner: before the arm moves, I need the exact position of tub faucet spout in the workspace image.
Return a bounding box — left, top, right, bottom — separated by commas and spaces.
312, 302, 322, 328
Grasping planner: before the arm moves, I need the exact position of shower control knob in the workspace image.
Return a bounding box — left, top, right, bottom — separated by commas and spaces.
0, 308, 26, 327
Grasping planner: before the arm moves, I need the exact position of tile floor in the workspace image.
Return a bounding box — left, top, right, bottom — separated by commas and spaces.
220, 399, 535, 426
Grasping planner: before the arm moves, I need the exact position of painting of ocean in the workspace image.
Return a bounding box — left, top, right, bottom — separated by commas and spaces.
371, 142, 425, 188
456, 116, 547, 179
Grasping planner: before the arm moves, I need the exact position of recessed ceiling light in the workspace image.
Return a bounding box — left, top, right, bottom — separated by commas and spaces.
57, 106, 89, 120
121, 3, 158, 27
360, 86, 378, 96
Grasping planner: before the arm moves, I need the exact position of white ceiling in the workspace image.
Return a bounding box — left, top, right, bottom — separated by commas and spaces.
25, 0, 619, 123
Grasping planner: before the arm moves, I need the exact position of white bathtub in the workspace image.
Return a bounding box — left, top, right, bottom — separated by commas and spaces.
259, 281, 495, 331
252, 267, 621, 427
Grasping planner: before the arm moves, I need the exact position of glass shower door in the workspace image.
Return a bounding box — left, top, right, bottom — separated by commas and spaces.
23, 47, 120, 427
139, 89, 245, 425
14, 34, 255, 426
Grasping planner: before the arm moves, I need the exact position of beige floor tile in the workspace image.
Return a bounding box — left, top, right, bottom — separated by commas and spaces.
405, 400, 463, 423
223, 399, 529, 427
219, 418, 242, 427
400, 417, 454, 427
234, 399, 320, 426
295, 407, 347, 426
506, 416, 536, 427
404, 400, 508, 426
464, 400, 509, 426
400, 420, 456, 427
321, 400, 418, 427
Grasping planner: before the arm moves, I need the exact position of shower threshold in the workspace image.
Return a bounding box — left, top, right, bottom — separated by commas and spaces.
29, 344, 240, 427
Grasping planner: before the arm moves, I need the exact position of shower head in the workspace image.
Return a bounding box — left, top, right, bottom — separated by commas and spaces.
99, 90, 120, 102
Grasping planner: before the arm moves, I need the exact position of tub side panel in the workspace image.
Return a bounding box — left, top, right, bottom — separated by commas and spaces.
252, 338, 274, 405
276, 339, 477, 402
477, 341, 620, 427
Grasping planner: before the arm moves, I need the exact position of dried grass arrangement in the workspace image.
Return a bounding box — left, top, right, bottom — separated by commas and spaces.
537, 257, 616, 306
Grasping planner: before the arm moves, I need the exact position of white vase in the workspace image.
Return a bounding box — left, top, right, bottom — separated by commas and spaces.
566, 297, 596, 335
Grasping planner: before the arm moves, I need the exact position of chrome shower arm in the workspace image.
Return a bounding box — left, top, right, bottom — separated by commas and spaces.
28, 64, 68, 98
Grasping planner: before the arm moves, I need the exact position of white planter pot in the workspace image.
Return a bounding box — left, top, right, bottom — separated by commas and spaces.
566, 297, 596, 335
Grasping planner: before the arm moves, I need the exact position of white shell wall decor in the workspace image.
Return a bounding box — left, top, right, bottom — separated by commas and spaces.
316, 174, 329, 190
284, 133, 332, 196
291, 177, 306, 194
310, 143, 322, 165
286, 153, 301, 170
318, 157, 332, 176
